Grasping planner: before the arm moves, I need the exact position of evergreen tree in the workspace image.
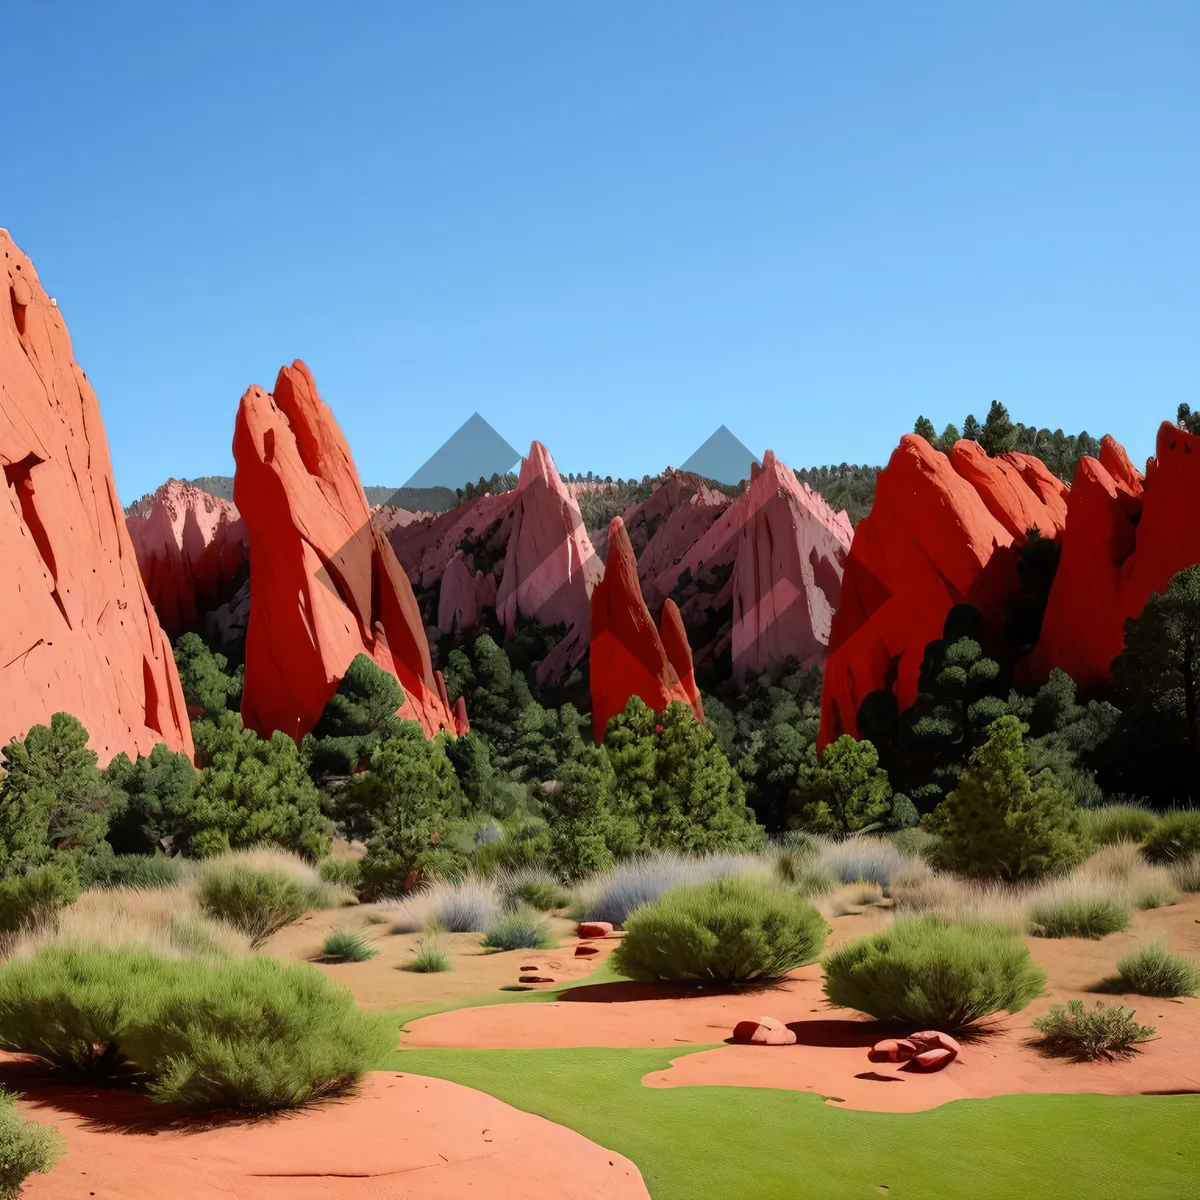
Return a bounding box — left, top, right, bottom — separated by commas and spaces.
104, 743, 199, 855
1178, 403, 1200, 436
979, 401, 1019, 456
928, 715, 1090, 880
913, 416, 937, 443
961, 413, 981, 442
174, 632, 243, 719
308, 654, 407, 775
934, 423, 961, 454
788, 735, 893, 834
0, 713, 116, 871
542, 746, 624, 879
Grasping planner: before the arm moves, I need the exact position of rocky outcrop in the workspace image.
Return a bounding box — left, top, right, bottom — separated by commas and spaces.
495, 442, 604, 685
437, 550, 498, 634
1027, 423, 1200, 690
0, 230, 192, 763
659, 598, 703, 720
590, 517, 703, 742
819, 435, 1069, 748
233, 361, 462, 741
126, 479, 248, 636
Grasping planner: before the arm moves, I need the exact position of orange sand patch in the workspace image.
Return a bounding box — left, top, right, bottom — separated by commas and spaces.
402, 896, 1200, 1112
262, 907, 617, 1011
15, 1066, 648, 1200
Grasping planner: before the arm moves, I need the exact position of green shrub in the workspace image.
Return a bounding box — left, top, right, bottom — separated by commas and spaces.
0, 944, 169, 1078
612, 876, 827, 985
317, 857, 362, 888
481, 905, 554, 951
889, 827, 940, 860
121, 956, 394, 1110
80, 852, 184, 890
1080, 804, 1159, 846
1172, 852, 1200, 892
497, 867, 565, 913
1032, 999, 1155, 1061
1141, 811, 1200, 864
197, 864, 315, 948
822, 915, 1046, 1029
0, 1086, 64, 1200
320, 927, 378, 962
1116, 940, 1200, 997
1029, 895, 1131, 939
406, 932, 451, 973
0, 861, 80, 936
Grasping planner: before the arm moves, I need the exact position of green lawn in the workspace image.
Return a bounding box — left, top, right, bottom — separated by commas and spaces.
387, 1044, 1200, 1200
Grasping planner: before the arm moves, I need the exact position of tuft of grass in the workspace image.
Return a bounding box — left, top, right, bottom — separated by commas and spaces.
1032, 999, 1155, 1061
1116, 940, 1200, 998
1028, 893, 1131, 940
0, 1086, 64, 1200
496, 866, 567, 913
80, 853, 186, 890
385, 875, 501, 934
813, 836, 927, 887
613, 876, 827, 985
1172, 851, 1200, 893
320, 926, 378, 962
406, 925, 452, 973
823, 914, 1046, 1029
197, 864, 316, 949
1079, 803, 1159, 846
1141, 810, 1200, 865
1076, 843, 1178, 910
317, 856, 362, 888
481, 905, 555, 951
888, 874, 1027, 933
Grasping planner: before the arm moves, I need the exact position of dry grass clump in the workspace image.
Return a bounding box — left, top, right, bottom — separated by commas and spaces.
1075, 843, 1178, 910
9, 886, 249, 960
207, 847, 353, 905
888, 873, 1028, 934
820, 881, 886, 918
812, 836, 929, 888
383, 875, 501, 934
1170, 851, 1200, 893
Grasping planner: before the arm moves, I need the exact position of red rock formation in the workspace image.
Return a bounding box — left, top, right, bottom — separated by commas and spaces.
233, 361, 461, 741
1027, 423, 1200, 691
0, 230, 192, 763
819, 435, 1069, 748
659, 598, 704, 721
437, 549, 499, 634
590, 517, 702, 742
126, 479, 249, 636
497, 442, 603, 685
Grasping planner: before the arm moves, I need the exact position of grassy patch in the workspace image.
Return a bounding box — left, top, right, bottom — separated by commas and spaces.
320, 927, 378, 962
385, 1045, 1200, 1200
1117, 940, 1200, 998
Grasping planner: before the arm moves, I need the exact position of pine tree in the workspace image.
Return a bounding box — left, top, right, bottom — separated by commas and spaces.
104, 743, 199, 855
928, 716, 1090, 880
173, 633, 243, 719
961, 413, 981, 442
788, 735, 893, 834
979, 401, 1019, 456
913, 416, 937, 443
542, 746, 624, 879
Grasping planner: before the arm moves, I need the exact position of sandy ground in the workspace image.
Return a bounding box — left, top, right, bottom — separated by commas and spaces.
262, 906, 617, 1012
401, 895, 1200, 1112
13, 1065, 649, 1200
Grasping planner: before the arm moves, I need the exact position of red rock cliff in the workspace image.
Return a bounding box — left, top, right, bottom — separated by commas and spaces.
126, 479, 249, 637
819, 435, 1068, 748
233, 362, 461, 741
590, 518, 703, 743
0, 230, 192, 763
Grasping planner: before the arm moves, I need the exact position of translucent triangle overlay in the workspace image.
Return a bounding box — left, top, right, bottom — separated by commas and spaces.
400, 412, 521, 492
680, 425, 761, 486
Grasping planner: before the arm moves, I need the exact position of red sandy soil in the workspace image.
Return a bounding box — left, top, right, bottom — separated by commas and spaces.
402, 896, 1200, 1112
13, 1064, 649, 1200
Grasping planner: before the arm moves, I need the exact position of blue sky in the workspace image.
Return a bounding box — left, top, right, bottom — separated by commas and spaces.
5, 2, 1197, 502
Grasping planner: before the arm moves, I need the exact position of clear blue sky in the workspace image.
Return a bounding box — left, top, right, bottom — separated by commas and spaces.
5, 2, 1197, 502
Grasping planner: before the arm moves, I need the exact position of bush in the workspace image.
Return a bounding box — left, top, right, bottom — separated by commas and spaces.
1080, 804, 1159, 846
317, 857, 362, 888
1172, 851, 1200, 892
481, 905, 554, 951
1116, 940, 1200, 997
612, 876, 827, 985
80, 851, 185, 891
120, 956, 394, 1110
320, 927, 378, 962
1032, 999, 1155, 1061
788, 735, 893, 834
197, 864, 316, 948
815, 836, 925, 887
0, 1087, 63, 1200
406, 931, 451, 973
1141, 810, 1200, 865
496, 866, 565, 913
1028, 894, 1131, 939
0, 861, 80, 936
386, 876, 500, 933
822, 915, 1046, 1028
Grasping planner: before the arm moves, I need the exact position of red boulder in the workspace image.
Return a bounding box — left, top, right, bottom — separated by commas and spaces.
907, 1047, 956, 1072
867, 1038, 918, 1063
731, 1016, 797, 1046
908, 1030, 962, 1056
577, 921, 614, 940
233, 362, 461, 742
0, 230, 192, 764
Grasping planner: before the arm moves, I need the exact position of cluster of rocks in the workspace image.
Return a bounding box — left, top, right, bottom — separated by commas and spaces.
868, 1030, 960, 1071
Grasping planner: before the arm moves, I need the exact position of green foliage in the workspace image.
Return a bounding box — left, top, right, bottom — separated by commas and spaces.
1032, 1000, 1155, 1061
979, 400, 1019, 456
406, 932, 451, 973
788, 735, 893, 835
0, 860, 80, 935
612, 876, 827, 984
913, 416, 937, 443
822, 915, 1046, 1029
104, 743, 199, 855
928, 716, 1091, 880
1079, 804, 1159, 846
470, 821, 551, 875
121, 955, 393, 1110
0, 712, 117, 872
498, 867, 566, 912
481, 905, 554, 951
605, 699, 763, 854
197, 863, 316, 948
1141, 811, 1200, 864
173, 632, 242, 719
185, 713, 331, 859
1029, 895, 1131, 939
0, 1087, 63, 1199
1117, 940, 1200, 998
792, 465, 878, 525
1177, 403, 1200, 436
79, 848, 185, 890
317, 856, 362, 887
308, 654, 407, 776
541, 745, 625, 880
320, 926, 379, 962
